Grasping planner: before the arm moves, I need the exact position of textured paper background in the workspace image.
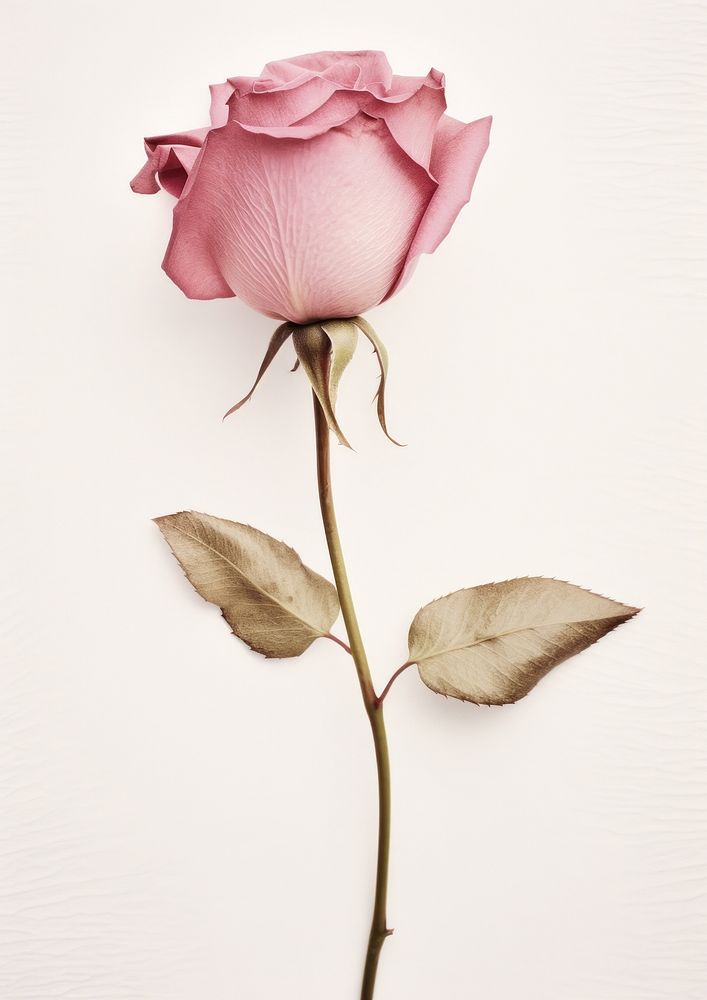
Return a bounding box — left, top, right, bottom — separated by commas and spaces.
2, 1, 706, 997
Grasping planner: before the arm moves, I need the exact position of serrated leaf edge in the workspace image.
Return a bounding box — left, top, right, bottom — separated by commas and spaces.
409, 576, 641, 705
154, 511, 339, 655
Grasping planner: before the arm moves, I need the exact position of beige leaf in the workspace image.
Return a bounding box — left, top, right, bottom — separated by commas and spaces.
223, 322, 294, 419
409, 578, 639, 705
352, 315, 403, 446
292, 320, 358, 448
154, 511, 340, 658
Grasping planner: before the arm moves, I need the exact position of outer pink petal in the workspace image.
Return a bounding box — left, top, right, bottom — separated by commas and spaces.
130, 128, 209, 197
386, 68, 444, 101
229, 76, 339, 127
291, 70, 446, 174
209, 82, 235, 126
162, 114, 435, 322
385, 114, 492, 298
375, 71, 445, 172
291, 91, 367, 129
226, 51, 407, 130
256, 51, 393, 93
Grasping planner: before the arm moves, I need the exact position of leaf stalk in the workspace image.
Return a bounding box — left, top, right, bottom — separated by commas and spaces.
377, 661, 414, 705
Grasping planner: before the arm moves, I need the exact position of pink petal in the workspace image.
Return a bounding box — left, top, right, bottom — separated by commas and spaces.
257, 50, 393, 93
229, 76, 340, 127
226, 51, 405, 131
291, 70, 446, 174
375, 71, 446, 172
162, 114, 434, 321
130, 128, 209, 197
386, 68, 444, 102
385, 114, 492, 298
209, 82, 235, 127
291, 90, 367, 128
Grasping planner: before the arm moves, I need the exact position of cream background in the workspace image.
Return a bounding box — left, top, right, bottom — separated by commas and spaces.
2, 1, 706, 997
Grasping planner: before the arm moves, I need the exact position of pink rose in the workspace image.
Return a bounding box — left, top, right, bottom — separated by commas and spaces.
132, 51, 491, 325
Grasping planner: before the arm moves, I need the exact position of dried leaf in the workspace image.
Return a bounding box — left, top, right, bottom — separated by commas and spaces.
154, 511, 340, 658
223, 322, 294, 419
292, 321, 358, 448
409, 577, 639, 705
352, 315, 403, 446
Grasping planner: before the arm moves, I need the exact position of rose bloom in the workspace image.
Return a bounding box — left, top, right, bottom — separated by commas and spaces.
132, 50, 491, 325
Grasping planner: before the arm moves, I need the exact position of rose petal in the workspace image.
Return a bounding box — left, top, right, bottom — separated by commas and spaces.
162, 114, 435, 321
256, 50, 393, 93
209, 82, 235, 127
375, 71, 446, 172
229, 76, 340, 128
385, 114, 492, 298
130, 128, 209, 197
291, 70, 446, 174
387, 68, 444, 101
227, 51, 409, 131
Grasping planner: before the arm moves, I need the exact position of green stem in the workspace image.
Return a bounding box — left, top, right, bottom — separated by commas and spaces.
313, 393, 393, 1000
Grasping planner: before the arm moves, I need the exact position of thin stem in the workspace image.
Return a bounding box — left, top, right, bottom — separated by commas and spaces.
313, 393, 393, 1000
377, 661, 414, 705
325, 632, 353, 655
